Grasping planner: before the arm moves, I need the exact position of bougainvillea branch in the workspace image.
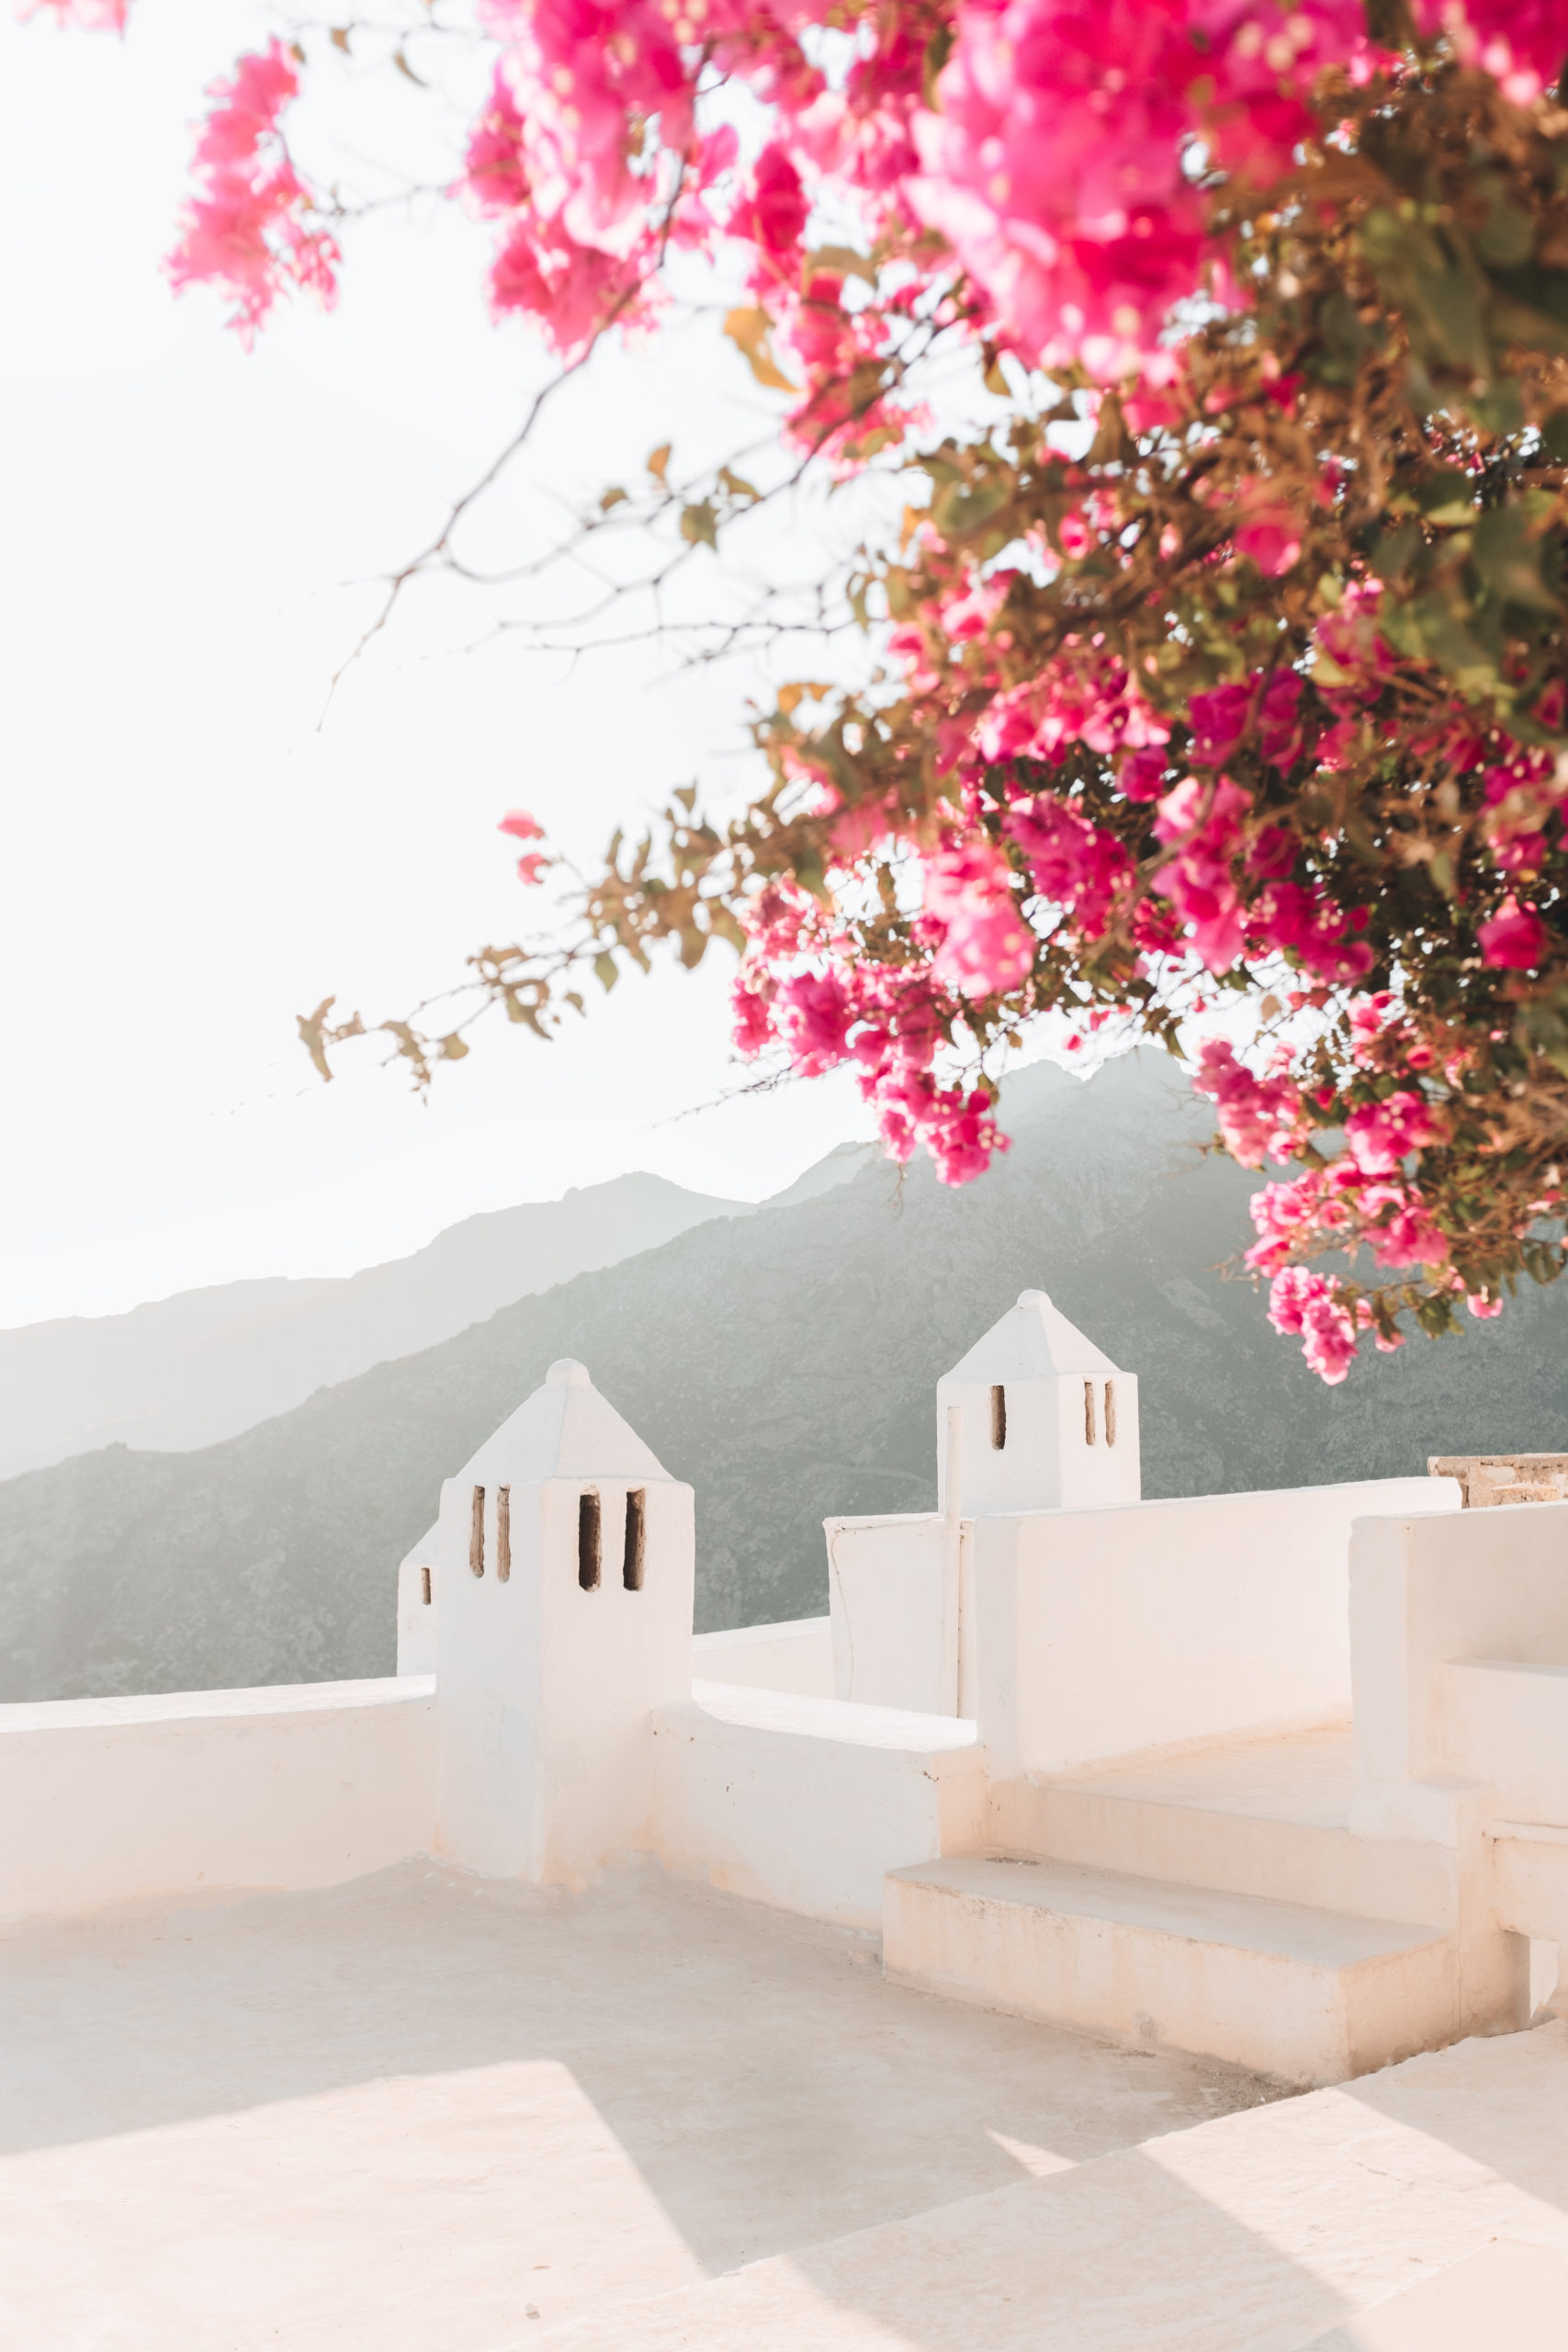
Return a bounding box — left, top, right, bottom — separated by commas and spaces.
25, 0, 1568, 1379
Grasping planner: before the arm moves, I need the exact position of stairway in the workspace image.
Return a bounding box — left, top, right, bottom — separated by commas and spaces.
882, 1726, 1461, 2086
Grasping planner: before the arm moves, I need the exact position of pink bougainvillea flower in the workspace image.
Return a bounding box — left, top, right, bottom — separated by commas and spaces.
17, 0, 126, 24
1191, 1038, 1307, 1168
774, 969, 855, 1075
1416, 0, 1568, 105
1344, 1090, 1441, 1176
1187, 669, 1305, 774
1151, 775, 1251, 971
165, 40, 338, 345
500, 809, 552, 880
730, 984, 774, 1057
1357, 1182, 1450, 1269
499, 809, 546, 842
921, 839, 1035, 999
1478, 896, 1552, 970
463, 69, 532, 217
728, 142, 809, 264
1004, 794, 1132, 938
1267, 1265, 1359, 1383
1232, 481, 1303, 577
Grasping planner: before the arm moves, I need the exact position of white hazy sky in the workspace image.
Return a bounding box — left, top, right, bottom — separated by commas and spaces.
0, 0, 928, 1327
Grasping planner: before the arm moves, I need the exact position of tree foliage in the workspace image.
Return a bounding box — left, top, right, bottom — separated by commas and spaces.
28, 0, 1568, 1378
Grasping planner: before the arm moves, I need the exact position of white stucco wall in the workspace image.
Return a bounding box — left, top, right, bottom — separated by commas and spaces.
978, 1476, 1461, 1778
652, 1681, 987, 1928
691, 1617, 834, 1697
397, 1542, 440, 1677
1351, 1499, 1568, 1822
0, 1678, 436, 1924
826, 1517, 976, 1716
1440, 1661, 1568, 1823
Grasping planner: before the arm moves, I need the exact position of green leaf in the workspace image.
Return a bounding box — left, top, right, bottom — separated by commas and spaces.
1370, 523, 1420, 583
804, 244, 877, 288
680, 501, 718, 550
1314, 290, 1369, 384
931, 476, 1010, 537
1416, 469, 1475, 526
1472, 505, 1557, 613
1520, 999, 1568, 1075
1475, 202, 1534, 269
1359, 209, 1490, 377
593, 952, 619, 993
721, 307, 798, 393
439, 1033, 469, 1060
1086, 398, 1134, 466
1415, 1292, 1462, 1338
1522, 1239, 1565, 1284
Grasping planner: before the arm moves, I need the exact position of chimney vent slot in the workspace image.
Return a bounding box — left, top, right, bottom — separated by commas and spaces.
420, 1564, 432, 1608
578, 1491, 602, 1590
1083, 1382, 1097, 1445
623, 1488, 647, 1590
497, 1486, 511, 1582
989, 1385, 1007, 1450
1104, 1382, 1117, 1448
469, 1486, 486, 1576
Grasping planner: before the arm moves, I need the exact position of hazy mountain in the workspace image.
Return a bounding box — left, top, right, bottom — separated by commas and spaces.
2, 1051, 1563, 1702
0, 1173, 747, 1479
761, 1139, 878, 1207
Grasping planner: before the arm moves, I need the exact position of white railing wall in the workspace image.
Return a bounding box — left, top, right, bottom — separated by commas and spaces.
977, 1477, 1461, 1779
0, 1678, 435, 1923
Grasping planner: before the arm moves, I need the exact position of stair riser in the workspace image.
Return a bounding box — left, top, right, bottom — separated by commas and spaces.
990, 1781, 1452, 1927
883, 1880, 1459, 2088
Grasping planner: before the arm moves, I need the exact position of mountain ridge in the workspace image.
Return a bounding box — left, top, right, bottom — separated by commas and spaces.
1, 1051, 1562, 1702
0, 1170, 749, 1477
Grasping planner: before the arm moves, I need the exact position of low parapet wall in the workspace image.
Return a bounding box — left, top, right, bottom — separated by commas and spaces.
691, 1615, 834, 1698
977, 1476, 1462, 1778
655, 1680, 986, 1928
0, 1677, 436, 1924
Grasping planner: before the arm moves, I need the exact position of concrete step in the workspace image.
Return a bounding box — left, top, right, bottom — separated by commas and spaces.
990, 1724, 1451, 1926
1486, 1815, 1568, 1949
883, 1853, 1456, 2086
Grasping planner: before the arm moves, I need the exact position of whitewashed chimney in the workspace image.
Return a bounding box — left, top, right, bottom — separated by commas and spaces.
396, 1521, 440, 1678
434, 1358, 694, 1883
936, 1288, 1140, 1516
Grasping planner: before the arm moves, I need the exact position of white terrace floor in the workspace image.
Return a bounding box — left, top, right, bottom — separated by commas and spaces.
4, 1861, 1568, 2352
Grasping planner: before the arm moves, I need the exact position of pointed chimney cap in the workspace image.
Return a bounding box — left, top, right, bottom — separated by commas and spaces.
941, 1288, 1118, 1382
457, 1364, 671, 1486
